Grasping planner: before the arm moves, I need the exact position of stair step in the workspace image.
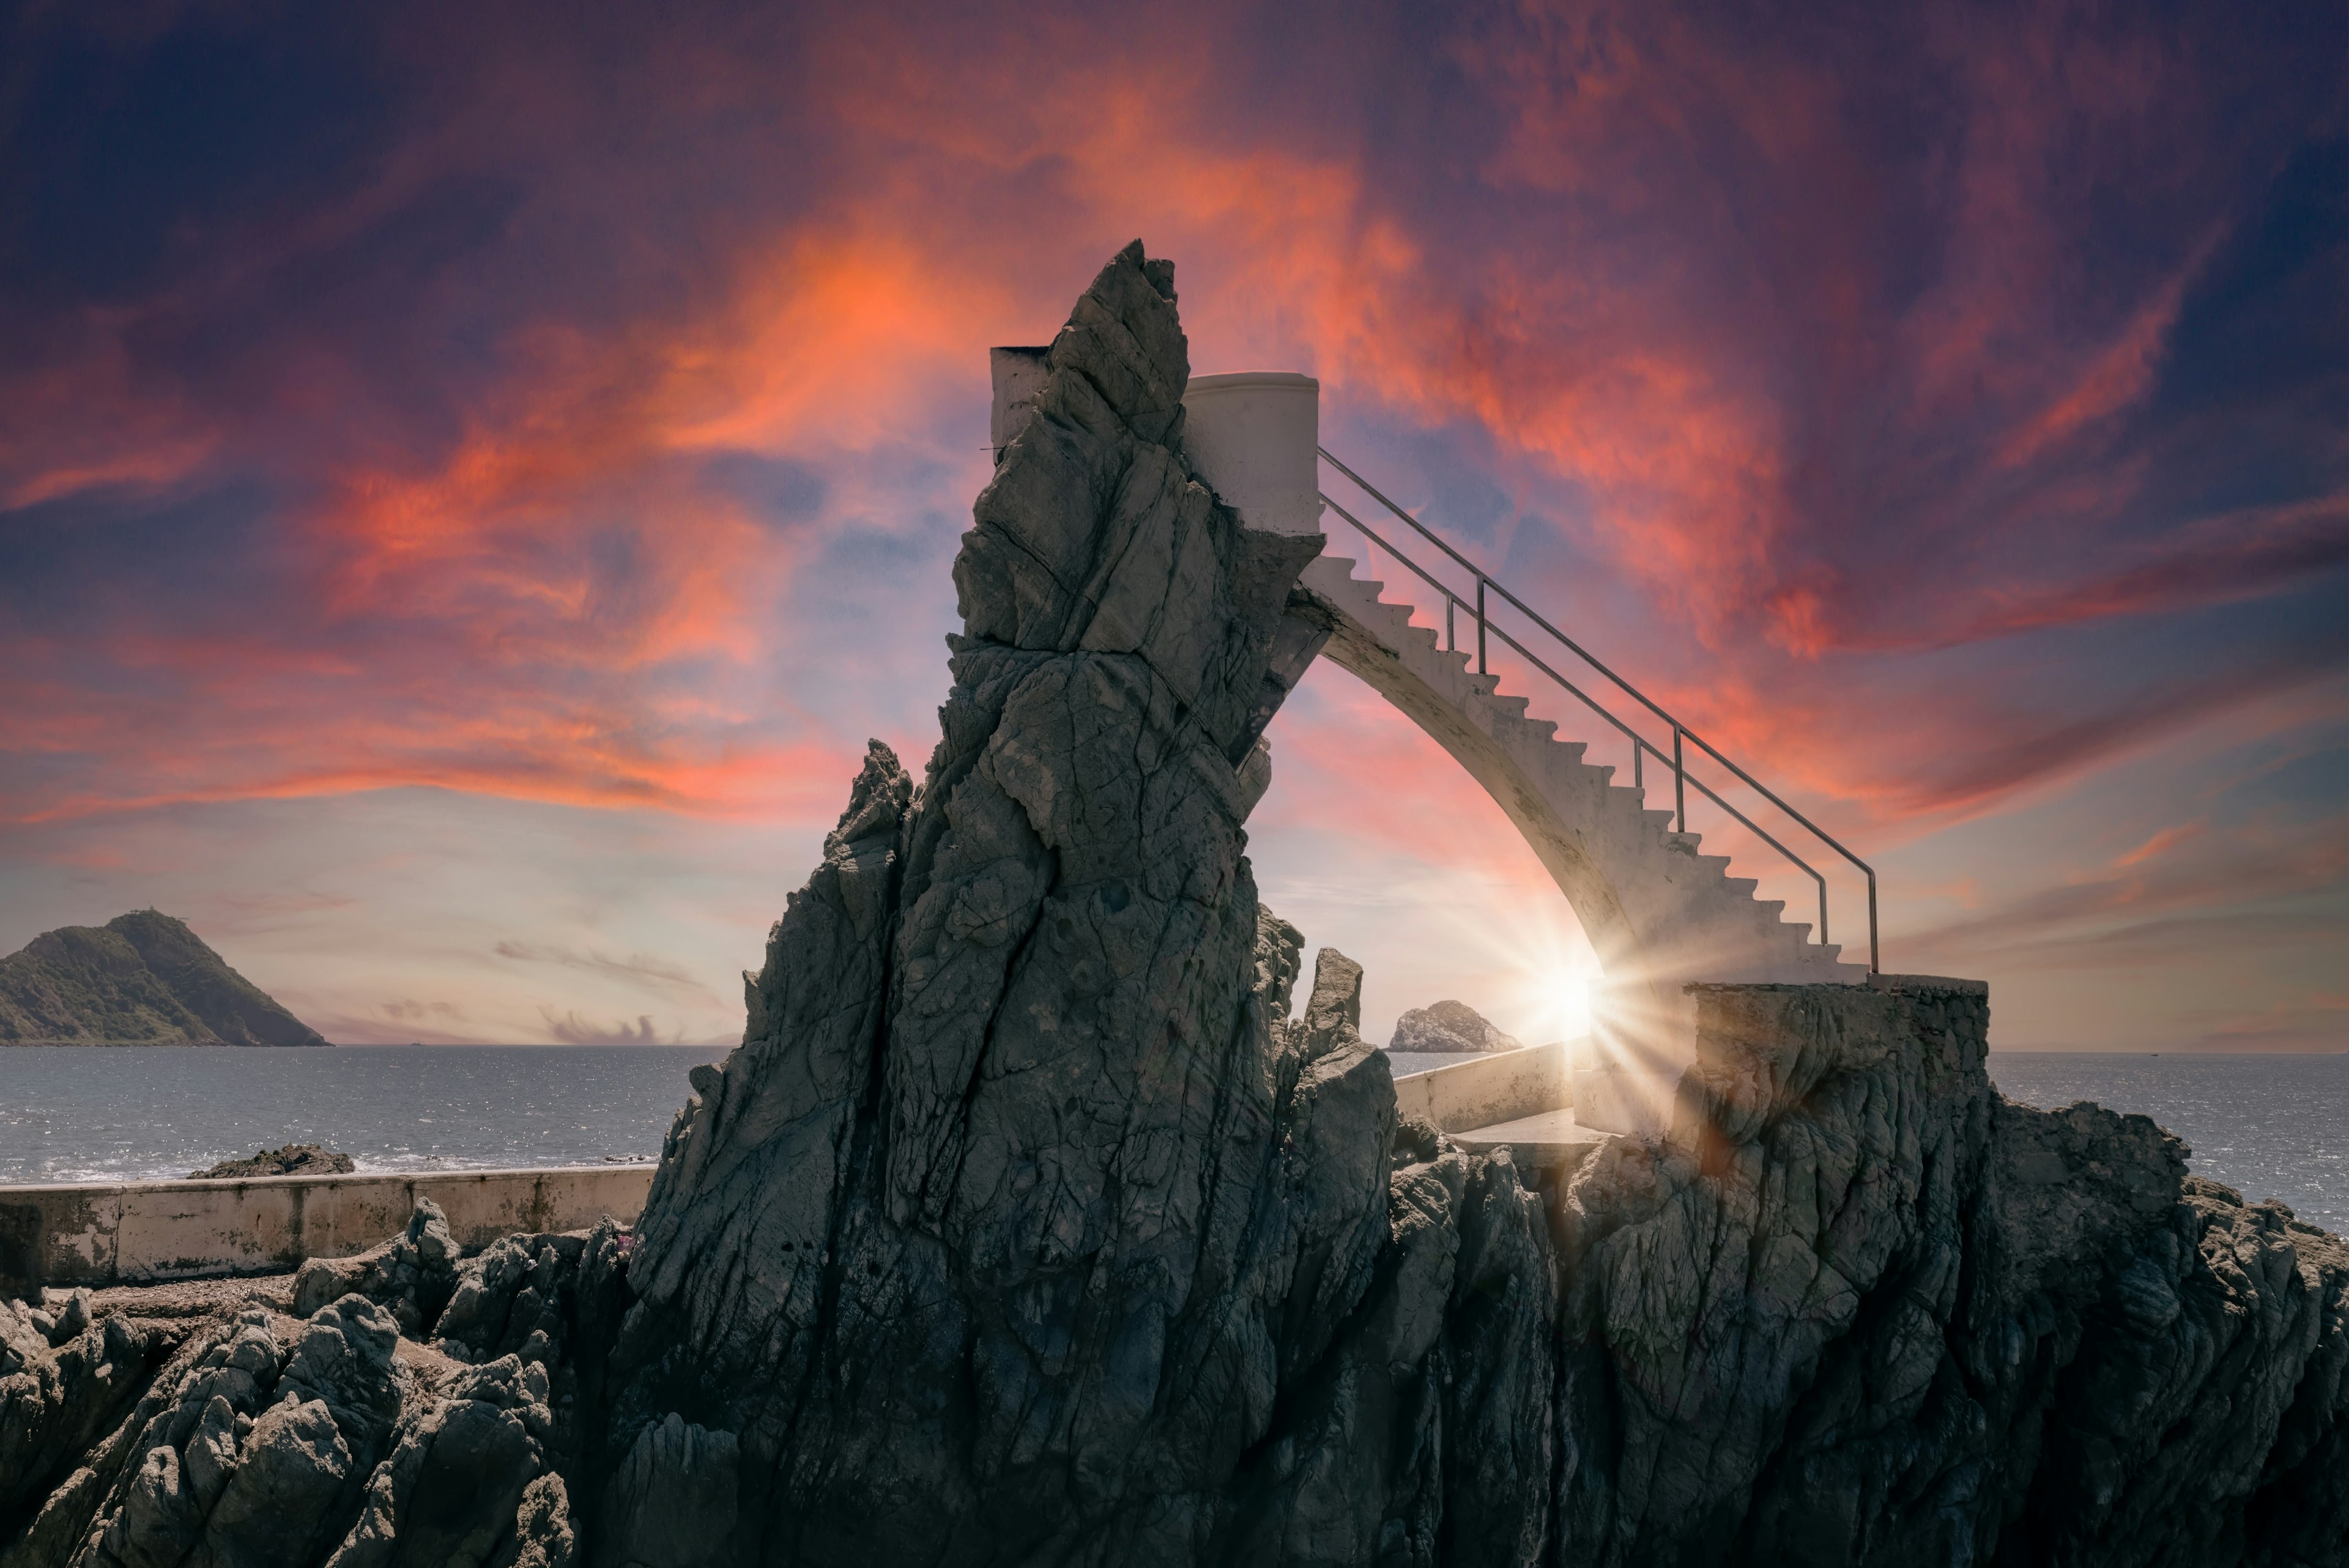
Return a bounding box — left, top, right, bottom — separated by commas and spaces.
1307, 533, 1871, 985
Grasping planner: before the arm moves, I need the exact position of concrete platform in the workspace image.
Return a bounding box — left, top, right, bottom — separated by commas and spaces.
1450, 1109, 1612, 1178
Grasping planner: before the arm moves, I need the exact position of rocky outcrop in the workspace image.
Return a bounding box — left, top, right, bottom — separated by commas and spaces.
291, 1201, 462, 1336
1390, 1000, 1522, 1055
1546, 981, 2349, 1567
0, 1215, 620, 1568
0, 912, 327, 1046
606, 238, 1367, 1560
4, 245, 2343, 1565
190, 1145, 355, 1180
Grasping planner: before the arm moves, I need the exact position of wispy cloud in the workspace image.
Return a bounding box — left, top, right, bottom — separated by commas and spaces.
492, 940, 712, 997
538, 1009, 688, 1046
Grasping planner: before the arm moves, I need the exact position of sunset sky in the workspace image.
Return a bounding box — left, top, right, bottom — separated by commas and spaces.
1, 1, 2341, 1052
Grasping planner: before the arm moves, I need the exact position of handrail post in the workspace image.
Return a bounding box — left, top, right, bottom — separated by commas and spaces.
1867, 871, 1879, 974
1475, 577, 1487, 676
1672, 726, 1685, 834
1319, 451, 1887, 978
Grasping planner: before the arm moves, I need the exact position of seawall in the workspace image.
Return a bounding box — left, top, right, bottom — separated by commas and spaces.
0, 1164, 655, 1296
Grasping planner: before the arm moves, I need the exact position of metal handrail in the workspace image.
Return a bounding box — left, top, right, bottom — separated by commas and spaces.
1316, 447, 1879, 972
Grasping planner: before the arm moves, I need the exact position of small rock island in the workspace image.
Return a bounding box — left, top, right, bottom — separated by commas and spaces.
187, 1145, 356, 1180
0, 910, 328, 1046
1390, 998, 1523, 1054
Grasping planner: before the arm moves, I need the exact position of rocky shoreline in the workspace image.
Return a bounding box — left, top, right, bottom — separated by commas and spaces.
6, 245, 2340, 1566
5, 978, 2340, 1566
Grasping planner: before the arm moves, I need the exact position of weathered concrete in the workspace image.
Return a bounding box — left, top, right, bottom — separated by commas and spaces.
1449, 1107, 1611, 1176
1178, 371, 1324, 537
0, 1166, 652, 1296
1390, 1038, 1574, 1134
1296, 557, 1868, 1136
1141, 365, 1870, 1137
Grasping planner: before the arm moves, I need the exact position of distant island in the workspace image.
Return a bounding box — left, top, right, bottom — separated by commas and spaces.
1388, 997, 1523, 1053
0, 909, 328, 1045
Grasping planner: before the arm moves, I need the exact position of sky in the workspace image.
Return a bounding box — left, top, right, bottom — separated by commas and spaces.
0, 0, 2342, 1052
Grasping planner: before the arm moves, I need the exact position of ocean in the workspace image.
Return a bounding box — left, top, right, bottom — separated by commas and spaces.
2, 1046, 2341, 1236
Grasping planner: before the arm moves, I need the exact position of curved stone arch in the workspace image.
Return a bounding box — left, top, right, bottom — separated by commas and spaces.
1286, 551, 1863, 1130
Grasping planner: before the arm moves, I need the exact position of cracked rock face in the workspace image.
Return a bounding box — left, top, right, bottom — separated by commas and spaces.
605, 239, 1422, 1561
1551, 983, 2349, 1568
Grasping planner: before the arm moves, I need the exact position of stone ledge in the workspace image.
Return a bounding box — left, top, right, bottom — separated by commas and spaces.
1391, 1039, 1575, 1133
0, 1164, 654, 1299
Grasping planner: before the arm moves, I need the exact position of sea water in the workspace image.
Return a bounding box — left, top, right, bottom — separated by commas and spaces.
0, 1045, 713, 1184
1371, 1049, 2345, 1233
1987, 1052, 2345, 1235
1, 1045, 2342, 1235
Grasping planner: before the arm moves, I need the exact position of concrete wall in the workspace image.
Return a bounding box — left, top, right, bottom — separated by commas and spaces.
1392, 1041, 1573, 1134
0, 1166, 655, 1298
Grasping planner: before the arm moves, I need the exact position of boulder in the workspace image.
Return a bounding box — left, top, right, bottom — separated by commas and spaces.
190, 1145, 355, 1181
292, 1203, 460, 1336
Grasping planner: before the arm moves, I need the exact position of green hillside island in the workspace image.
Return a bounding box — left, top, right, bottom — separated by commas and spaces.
0, 911, 328, 1045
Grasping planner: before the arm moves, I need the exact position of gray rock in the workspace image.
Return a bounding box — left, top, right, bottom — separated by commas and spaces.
597, 1415, 738, 1568
497, 1474, 577, 1568
321, 1358, 550, 1568
0, 1292, 165, 1530
1389, 999, 1521, 1055
191, 1396, 351, 1567
189, 1144, 354, 1181
1547, 980, 2349, 1567
292, 1202, 459, 1337
95, 1446, 201, 1568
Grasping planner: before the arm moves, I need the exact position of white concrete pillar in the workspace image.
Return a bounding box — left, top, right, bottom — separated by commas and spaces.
1179, 371, 1324, 536
988, 353, 1324, 536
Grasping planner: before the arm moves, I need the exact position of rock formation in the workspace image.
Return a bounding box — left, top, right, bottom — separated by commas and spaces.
1390, 1000, 1522, 1055
2, 245, 2343, 1566
0, 912, 328, 1047
189, 1145, 355, 1181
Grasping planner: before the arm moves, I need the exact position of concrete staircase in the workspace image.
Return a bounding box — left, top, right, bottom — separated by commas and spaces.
1290, 487, 1871, 1134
